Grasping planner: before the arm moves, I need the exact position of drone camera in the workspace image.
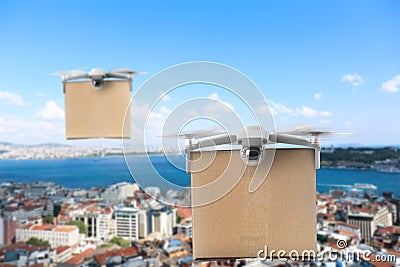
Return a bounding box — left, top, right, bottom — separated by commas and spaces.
237, 126, 269, 166
247, 146, 261, 160
89, 68, 106, 90
91, 78, 104, 89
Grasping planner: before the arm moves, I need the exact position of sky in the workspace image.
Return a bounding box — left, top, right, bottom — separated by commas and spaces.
0, 0, 399, 146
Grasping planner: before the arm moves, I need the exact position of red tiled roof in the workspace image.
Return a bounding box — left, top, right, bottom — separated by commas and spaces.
53, 226, 77, 232
63, 248, 94, 265
376, 226, 400, 236
56, 246, 70, 254
30, 224, 53, 231
25, 199, 36, 207
177, 207, 192, 218
94, 247, 139, 265
64, 255, 83, 265
79, 248, 95, 257
0, 242, 48, 256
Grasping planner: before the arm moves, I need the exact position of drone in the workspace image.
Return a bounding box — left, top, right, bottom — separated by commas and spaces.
52, 68, 144, 92
162, 125, 347, 172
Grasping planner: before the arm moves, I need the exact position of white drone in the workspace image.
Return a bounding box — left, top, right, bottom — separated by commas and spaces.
162, 125, 346, 172
52, 68, 144, 92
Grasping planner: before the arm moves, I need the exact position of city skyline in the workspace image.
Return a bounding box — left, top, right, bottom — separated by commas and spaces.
0, 1, 399, 146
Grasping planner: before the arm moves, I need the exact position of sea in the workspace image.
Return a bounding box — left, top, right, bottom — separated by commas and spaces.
0, 155, 399, 197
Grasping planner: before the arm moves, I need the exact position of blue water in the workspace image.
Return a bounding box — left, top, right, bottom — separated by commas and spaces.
0, 155, 399, 196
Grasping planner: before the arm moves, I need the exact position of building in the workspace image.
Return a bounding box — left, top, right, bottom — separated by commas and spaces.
97, 208, 114, 240
138, 209, 148, 239
115, 208, 139, 241
348, 206, 392, 243
0, 217, 19, 246
16, 224, 80, 248
148, 206, 177, 237
0, 242, 52, 267
4, 204, 44, 220
92, 247, 140, 267
101, 183, 139, 204
176, 219, 192, 238
55, 246, 72, 263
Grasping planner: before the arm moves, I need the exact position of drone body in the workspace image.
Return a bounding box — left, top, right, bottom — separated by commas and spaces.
52, 67, 144, 92
163, 125, 346, 173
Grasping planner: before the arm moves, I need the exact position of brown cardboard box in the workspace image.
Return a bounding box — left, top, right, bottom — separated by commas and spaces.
64, 80, 131, 139
191, 148, 317, 260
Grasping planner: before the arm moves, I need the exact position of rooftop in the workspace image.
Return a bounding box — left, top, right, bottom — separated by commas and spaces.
94, 247, 139, 265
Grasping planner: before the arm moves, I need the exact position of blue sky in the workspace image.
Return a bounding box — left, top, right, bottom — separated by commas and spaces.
0, 0, 399, 146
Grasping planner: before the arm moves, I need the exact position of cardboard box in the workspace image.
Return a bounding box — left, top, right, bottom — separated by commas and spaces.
64, 80, 131, 139
191, 148, 317, 260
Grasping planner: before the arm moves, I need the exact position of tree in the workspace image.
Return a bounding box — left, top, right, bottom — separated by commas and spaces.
108, 236, 131, 247
26, 237, 50, 247
66, 220, 87, 235
43, 215, 54, 224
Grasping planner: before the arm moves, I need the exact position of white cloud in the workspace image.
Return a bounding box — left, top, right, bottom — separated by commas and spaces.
295, 106, 331, 118
267, 100, 331, 118
160, 106, 170, 114
314, 92, 322, 100
268, 100, 293, 116
0, 91, 26, 106
208, 93, 234, 111
381, 75, 400, 93
36, 100, 65, 120
160, 94, 171, 101
341, 73, 364, 86
0, 116, 65, 143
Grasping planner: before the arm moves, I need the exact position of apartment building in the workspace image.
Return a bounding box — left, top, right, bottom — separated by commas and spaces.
101, 183, 139, 204
115, 207, 139, 241
16, 224, 80, 248
348, 206, 392, 243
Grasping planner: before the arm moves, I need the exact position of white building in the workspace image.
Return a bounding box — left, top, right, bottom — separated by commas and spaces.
176, 219, 192, 238
97, 208, 114, 240
149, 206, 177, 237
115, 208, 139, 241
138, 209, 148, 239
16, 224, 80, 248
55, 246, 72, 263
101, 182, 139, 204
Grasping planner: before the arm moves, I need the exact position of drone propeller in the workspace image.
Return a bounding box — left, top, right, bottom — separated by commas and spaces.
277, 124, 349, 143
160, 128, 227, 140
109, 68, 147, 75
50, 67, 87, 77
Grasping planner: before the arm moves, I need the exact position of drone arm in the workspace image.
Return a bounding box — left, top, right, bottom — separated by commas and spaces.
106, 73, 131, 79
191, 134, 237, 150
269, 133, 321, 169
63, 73, 90, 82
269, 133, 315, 148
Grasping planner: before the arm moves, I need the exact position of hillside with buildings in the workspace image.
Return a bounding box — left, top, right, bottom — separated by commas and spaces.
1, 180, 399, 266
321, 146, 400, 172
